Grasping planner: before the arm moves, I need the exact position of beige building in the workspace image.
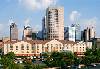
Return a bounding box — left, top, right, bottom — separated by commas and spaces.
3, 40, 92, 57
46, 7, 64, 40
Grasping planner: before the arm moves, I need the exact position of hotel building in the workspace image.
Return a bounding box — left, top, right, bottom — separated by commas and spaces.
3, 40, 92, 57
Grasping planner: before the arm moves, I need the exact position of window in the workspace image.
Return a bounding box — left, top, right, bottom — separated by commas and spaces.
42, 45, 44, 49
60, 46, 62, 49
16, 46, 18, 50
10, 46, 13, 50
47, 46, 49, 49
83, 47, 84, 51
47, 44, 49, 46
37, 45, 39, 48
32, 44, 35, 50
80, 47, 81, 51
37, 51, 39, 53
21, 44, 24, 50
27, 46, 29, 50
32, 46, 35, 50
27, 44, 29, 50
31, 51, 34, 53
10, 46, 13, 48
27, 51, 29, 53
37, 45, 39, 50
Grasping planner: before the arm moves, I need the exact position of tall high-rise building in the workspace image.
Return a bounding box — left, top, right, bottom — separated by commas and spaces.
65, 26, 75, 42
71, 24, 81, 41
10, 23, 18, 41
84, 28, 89, 41
82, 27, 95, 41
22, 26, 32, 40
89, 27, 95, 39
42, 16, 47, 40
46, 7, 64, 40
64, 27, 69, 40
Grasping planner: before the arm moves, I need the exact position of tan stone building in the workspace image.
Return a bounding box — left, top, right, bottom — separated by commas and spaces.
46, 7, 64, 40
3, 40, 92, 57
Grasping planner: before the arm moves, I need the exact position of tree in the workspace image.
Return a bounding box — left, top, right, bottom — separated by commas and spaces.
42, 51, 75, 68
81, 48, 100, 65
1, 52, 17, 69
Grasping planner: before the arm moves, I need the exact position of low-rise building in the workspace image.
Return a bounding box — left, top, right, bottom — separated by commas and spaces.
3, 40, 92, 57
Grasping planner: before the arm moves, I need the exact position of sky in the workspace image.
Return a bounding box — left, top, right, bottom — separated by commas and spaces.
0, 0, 100, 39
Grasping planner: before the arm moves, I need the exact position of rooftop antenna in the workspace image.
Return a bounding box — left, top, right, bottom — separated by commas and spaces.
9, 17, 14, 25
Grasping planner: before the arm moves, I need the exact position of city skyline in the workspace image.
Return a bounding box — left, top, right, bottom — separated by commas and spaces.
0, 0, 100, 39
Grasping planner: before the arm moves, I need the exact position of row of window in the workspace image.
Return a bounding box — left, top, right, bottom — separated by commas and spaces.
9, 44, 86, 52
10, 45, 35, 50
73, 47, 85, 52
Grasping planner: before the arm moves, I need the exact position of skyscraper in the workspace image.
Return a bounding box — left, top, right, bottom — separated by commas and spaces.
42, 16, 47, 40
64, 27, 69, 40
89, 27, 95, 39
82, 27, 95, 41
46, 7, 64, 40
22, 26, 32, 40
10, 23, 18, 41
71, 24, 81, 41
65, 26, 75, 42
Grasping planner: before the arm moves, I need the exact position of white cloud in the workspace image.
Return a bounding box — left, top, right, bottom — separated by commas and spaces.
18, 0, 58, 11
70, 11, 81, 22
84, 17, 100, 37
79, 17, 97, 29
85, 17, 97, 28
24, 18, 31, 27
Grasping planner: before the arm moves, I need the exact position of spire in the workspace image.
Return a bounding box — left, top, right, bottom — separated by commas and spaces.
9, 17, 15, 25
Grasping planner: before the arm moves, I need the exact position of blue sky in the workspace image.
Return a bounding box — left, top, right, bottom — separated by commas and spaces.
0, 0, 100, 39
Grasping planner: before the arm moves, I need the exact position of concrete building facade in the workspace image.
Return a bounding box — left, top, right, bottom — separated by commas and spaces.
46, 7, 64, 40
10, 23, 18, 41
83, 27, 95, 41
